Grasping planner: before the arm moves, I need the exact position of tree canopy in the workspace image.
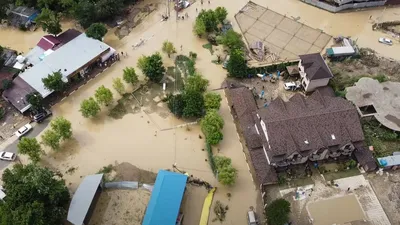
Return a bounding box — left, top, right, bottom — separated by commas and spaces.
161, 40, 176, 58
141, 53, 166, 82
204, 92, 221, 111
182, 89, 204, 118
41, 129, 61, 151
112, 77, 125, 95
0, 163, 70, 225
35, 8, 62, 35
80, 97, 101, 118
86, 23, 108, 41
167, 94, 185, 118
50, 116, 72, 140
95, 85, 113, 106
185, 73, 209, 93
42, 71, 65, 92
265, 199, 291, 225
193, 19, 206, 37
0, 0, 12, 20
227, 49, 247, 78
17, 137, 43, 163
214, 156, 237, 186
201, 110, 224, 145
214, 7, 228, 23
218, 29, 244, 51
197, 9, 218, 32
122, 67, 138, 85
26, 92, 43, 112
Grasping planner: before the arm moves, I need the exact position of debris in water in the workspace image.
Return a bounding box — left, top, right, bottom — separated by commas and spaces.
199, 134, 202, 139
213, 200, 229, 222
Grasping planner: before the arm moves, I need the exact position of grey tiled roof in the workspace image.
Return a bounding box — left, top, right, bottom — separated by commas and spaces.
299, 53, 333, 80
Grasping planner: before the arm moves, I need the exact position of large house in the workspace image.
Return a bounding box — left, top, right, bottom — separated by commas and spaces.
3, 29, 115, 113
298, 53, 333, 92
228, 85, 376, 185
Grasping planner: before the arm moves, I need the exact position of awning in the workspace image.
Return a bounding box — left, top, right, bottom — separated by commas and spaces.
142, 170, 188, 225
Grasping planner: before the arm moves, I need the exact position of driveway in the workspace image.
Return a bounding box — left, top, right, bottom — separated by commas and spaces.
0, 119, 51, 169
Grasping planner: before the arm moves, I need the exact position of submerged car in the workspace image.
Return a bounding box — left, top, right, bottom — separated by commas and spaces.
378, 38, 393, 46
33, 108, 52, 123
247, 207, 259, 225
14, 123, 32, 139
0, 151, 16, 161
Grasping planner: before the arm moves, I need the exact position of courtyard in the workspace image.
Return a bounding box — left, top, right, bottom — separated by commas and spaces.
235, 2, 332, 64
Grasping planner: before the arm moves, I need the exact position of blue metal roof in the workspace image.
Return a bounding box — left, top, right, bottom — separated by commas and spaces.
378, 155, 400, 167
142, 170, 188, 225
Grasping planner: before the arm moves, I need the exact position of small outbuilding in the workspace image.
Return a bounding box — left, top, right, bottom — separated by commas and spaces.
8, 6, 39, 28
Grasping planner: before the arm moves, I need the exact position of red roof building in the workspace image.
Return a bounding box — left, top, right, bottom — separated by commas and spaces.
36, 35, 61, 51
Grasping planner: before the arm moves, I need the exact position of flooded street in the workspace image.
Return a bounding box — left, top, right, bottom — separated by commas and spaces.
1, 0, 399, 224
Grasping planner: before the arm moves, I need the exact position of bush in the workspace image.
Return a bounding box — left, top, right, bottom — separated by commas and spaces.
206, 142, 217, 175
374, 74, 388, 83
214, 155, 237, 186
189, 51, 197, 60
265, 199, 291, 225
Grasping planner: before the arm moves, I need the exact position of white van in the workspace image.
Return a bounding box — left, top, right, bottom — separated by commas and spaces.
247, 208, 258, 225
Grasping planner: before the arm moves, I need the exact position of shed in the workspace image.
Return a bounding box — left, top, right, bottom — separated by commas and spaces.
377, 155, 400, 169
8, 6, 39, 28
67, 174, 104, 225
142, 170, 188, 225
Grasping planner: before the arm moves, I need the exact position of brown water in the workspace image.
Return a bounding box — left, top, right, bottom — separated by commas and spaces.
1, 0, 399, 224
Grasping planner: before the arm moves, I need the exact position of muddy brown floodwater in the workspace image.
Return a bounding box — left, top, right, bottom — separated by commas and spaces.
1, 0, 399, 224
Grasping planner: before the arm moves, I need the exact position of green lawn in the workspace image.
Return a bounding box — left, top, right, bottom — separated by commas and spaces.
321, 163, 360, 181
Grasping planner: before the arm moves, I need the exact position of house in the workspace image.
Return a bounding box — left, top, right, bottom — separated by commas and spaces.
255, 89, 365, 169
0, 48, 18, 68
8, 6, 39, 28
298, 53, 333, 92
3, 30, 112, 113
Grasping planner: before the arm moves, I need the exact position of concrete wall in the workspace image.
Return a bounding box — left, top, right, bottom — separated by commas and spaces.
302, 77, 330, 92
300, 0, 386, 12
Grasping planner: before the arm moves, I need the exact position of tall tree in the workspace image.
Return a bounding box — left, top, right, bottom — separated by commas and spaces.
26, 92, 43, 112
161, 40, 176, 58
42, 71, 66, 92
80, 97, 101, 118
73, 0, 97, 28
95, 85, 113, 106
86, 23, 108, 41
0, 163, 70, 225
17, 137, 43, 163
142, 53, 166, 82
50, 117, 72, 140
112, 77, 125, 95
193, 19, 206, 37
0, 0, 12, 20
137, 55, 148, 71
200, 110, 224, 145
214, 7, 228, 23
185, 73, 209, 93
197, 9, 218, 32
122, 67, 138, 85
227, 49, 247, 78
183, 89, 204, 118
204, 92, 222, 111
167, 94, 185, 118
265, 199, 291, 225
35, 8, 62, 35
41, 129, 61, 151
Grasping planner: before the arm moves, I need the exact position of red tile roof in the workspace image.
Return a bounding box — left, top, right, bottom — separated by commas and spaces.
37, 35, 60, 51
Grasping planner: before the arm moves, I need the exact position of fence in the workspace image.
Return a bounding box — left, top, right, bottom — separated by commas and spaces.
206, 142, 217, 176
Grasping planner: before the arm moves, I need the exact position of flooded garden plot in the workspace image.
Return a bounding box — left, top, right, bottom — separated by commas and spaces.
235, 2, 331, 63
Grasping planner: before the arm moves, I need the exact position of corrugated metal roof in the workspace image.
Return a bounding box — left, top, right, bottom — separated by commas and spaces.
67, 174, 103, 225
19, 33, 110, 98
377, 155, 400, 167
142, 170, 188, 225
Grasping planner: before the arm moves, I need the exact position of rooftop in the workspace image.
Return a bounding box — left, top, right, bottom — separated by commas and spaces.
299, 53, 333, 80
346, 77, 400, 131
258, 89, 364, 158
142, 170, 188, 225
19, 33, 110, 98
2, 76, 36, 113
37, 35, 61, 51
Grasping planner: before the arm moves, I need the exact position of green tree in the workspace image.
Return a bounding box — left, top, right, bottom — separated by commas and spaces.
265, 199, 291, 225
214, 7, 228, 23
227, 49, 247, 78
86, 23, 108, 41
80, 97, 100, 118
42, 71, 65, 92
204, 92, 222, 111
41, 129, 61, 151
1, 79, 12, 90
167, 94, 185, 118
112, 77, 125, 95
137, 55, 148, 71
95, 85, 113, 106
214, 155, 231, 168
50, 116, 72, 140
73, 0, 97, 28
197, 9, 218, 32
185, 73, 209, 93
161, 40, 176, 58
201, 110, 224, 145
0, 0, 12, 20
35, 8, 62, 35
193, 19, 206, 37
26, 92, 43, 111
142, 53, 166, 82
183, 89, 204, 118
214, 155, 237, 186
122, 67, 138, 85
95, 0, 123, 21
0, 163, 70, 225
17, 137, 43, 163
218, 29, 244, 51
38, 0, 63, 11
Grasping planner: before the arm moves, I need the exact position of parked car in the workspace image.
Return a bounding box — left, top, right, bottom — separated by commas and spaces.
33, 108, 52, 123
0, 151, 16, 161
222, 55, 230, 69
247, 207, 259, 225
284, 82, 301, 91
378, 38, 393, 46
14, 123, 32, 139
